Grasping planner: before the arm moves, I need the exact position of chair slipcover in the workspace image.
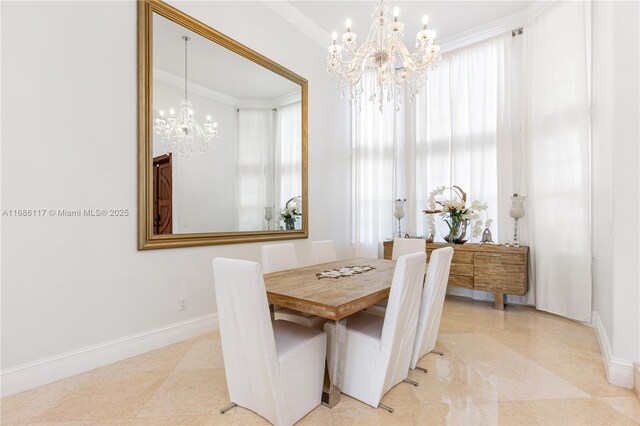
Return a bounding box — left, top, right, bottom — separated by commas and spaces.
310, 240, 337, 265
374, 238, 426, 309
213, 258, 326, 426
324, 252, 426, 408
391, 238, 427, 260
261, 243, 298, 274
410, 247, 454, 369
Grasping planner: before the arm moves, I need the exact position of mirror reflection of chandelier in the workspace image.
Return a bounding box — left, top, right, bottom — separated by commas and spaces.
327, 2, 441, 111
154, 36, 219, 157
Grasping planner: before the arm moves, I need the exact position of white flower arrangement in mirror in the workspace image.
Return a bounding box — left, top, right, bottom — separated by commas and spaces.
280, 196, 302, 230
424, 186, 492, 243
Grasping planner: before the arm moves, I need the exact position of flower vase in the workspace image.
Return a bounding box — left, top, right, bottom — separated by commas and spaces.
440, 217, 469, 244
284, 218, 295, 230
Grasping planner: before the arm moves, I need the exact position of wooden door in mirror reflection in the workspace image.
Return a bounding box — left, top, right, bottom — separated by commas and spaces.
153, 153, 172, 235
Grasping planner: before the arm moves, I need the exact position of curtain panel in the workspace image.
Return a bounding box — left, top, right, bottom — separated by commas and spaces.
275, 102, 302, 212
523, 1, 592, 322
352, 73, 404, 258
237, 109, 273, 231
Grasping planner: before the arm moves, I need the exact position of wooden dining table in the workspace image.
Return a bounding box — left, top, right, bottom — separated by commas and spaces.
263, 257, 396, 408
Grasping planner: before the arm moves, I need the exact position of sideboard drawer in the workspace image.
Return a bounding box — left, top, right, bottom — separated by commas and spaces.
429, 249, 474, 265
475, 253, 527, 295
448, 275, 474, 289
474, 272, 527, 295
450, 263, 473, 277
475, 252, 525, 267
453, 251, 474, 264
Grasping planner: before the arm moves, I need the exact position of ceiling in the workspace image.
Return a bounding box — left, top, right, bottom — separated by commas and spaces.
289, 1, 534, 44
153, 12, 299, 102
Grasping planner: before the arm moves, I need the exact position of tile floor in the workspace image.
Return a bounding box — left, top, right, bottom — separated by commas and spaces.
2, 296, 639, 425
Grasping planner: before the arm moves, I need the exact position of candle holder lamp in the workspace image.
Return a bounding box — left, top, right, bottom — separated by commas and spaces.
394, 199, 406, 238
509, 194, 526, 247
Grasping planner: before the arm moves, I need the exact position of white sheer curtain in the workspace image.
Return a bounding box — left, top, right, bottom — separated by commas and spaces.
523, 1, 592, 322
275, 102, 302, 212
352, 73, 403, 258
237, 108, 272, 231
414, 36, 509, 243
414, 35, 516, 302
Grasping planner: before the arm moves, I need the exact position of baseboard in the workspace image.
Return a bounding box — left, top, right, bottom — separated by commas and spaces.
0, 313, 218, 397
592, 311, 635, 389
634, 364, 640, 401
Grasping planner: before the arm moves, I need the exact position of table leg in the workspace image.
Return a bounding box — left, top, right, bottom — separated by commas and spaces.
322, 318, 345, 408
495, 293, 505, 310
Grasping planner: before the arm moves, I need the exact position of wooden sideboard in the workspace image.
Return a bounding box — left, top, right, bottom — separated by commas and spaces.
383, 241, 529, 310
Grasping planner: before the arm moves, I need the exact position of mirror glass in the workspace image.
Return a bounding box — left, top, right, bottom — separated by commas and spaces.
151, 12, 303, 235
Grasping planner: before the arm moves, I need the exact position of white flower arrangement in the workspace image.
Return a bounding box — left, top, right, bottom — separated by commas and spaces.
280, 196, 302, 220
424, 186, 492, 242
281, 196, 302, 230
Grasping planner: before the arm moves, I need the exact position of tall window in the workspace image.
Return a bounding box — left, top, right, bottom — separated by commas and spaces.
352, 73, 403, 258
275, 102, 302, 209
236, 109, 272, 230
414, 35, 508, 241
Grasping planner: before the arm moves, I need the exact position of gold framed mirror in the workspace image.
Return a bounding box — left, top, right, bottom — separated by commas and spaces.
138, 0, 308, 250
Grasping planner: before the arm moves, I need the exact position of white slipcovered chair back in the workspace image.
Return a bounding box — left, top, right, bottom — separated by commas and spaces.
410, 247, 454, 369
392, 238, 426, 260
213, 258, 326, 425
310, 240, 337, 265
212, 258, 282, 421
377, 252, 426, 397
261, 243, 298, 274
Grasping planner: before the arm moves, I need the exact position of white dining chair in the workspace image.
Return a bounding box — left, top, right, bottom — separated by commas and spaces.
391, 238, 426, 260
410, 247, 454, 372
324, 252, 426, 412
261, 243, 298, 274
213, 258, 327, 426
372, 238, 427, 310
262, 243, 327, 330
310, 240, 337, 265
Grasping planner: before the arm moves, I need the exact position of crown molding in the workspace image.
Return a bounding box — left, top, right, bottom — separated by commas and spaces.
267, 1, 557, 54
153, 68, 240, 107
154, 69, 299, 109
439, 0, 557, 54
272, 90, 302, 108
261, 0, 329, 49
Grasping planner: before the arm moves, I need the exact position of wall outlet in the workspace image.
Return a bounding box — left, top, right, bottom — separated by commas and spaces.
179, 297, 187, 311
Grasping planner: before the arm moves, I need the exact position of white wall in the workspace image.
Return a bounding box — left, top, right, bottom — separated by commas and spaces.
0, 0, 351, 394
591, 0, 640, 388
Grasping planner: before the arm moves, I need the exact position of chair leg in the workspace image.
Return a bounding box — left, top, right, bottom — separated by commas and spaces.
378, 403, 394, 413
415, 366, 428, 373
430, 350, 444, 356
403, 378, 419, 387
220, 402, 237, 414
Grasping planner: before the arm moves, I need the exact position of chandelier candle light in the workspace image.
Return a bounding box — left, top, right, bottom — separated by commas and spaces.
327, 2, 441, 111
154, 36, 219, 157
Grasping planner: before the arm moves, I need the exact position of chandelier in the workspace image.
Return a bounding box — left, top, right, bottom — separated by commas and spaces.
327, 2, 441, 111
154, 36, 219, 157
